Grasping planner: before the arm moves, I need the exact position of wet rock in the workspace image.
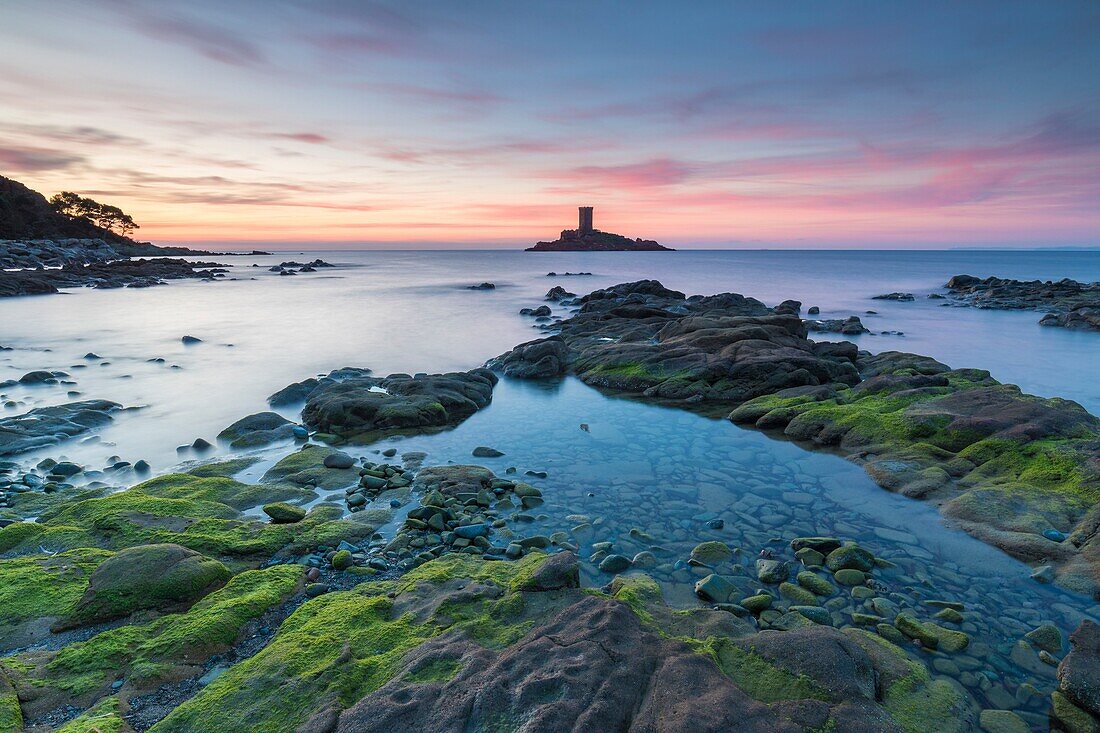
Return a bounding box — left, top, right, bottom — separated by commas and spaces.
825, 543, 875, 572
1026, 624, 1064, 653
471, 446, 504, 458
323, 452, 356, 469
978, 710, 1030, 733
54, 544, 230, 630
517, 552, 579, 591
756, 558, 788, 584
263, 502, 307, 524
301, 369, 496, 437
872, 293, 915, 301
690, 541, 733, 566
0, 399, 121, 457
598, 554, 631, 574
485, 336, 570, 378
181, 335, 203, 344
1058, 620, 1100, 720
833, 569, 866, 586
695, 574, 736, 603
331, 550, 353, 570
217, 412, 298, 448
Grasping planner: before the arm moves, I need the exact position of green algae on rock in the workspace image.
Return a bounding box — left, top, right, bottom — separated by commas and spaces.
147, 551, 977, 733
731, 352, 1100, 597
0, 548, 112, 649
0, 475, 367, 564
53, 543, 231, 631
1, 565, 300, 719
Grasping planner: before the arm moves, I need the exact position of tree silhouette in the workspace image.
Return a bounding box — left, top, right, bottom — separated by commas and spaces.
49, 192, 139, 237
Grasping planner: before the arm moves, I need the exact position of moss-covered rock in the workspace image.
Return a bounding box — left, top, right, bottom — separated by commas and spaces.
54, 543, 231, 631
132, 551, 984, 733
262, 502, 307, 524
0, 669, 22, 732
260, 444, 358, 490
731, 357, 1100, 596
55, 695, 127, 733
0, 480, 353, 564
0, 548, 112, 649
2, 565, 301, 718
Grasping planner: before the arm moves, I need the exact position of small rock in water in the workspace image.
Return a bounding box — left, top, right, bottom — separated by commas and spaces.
323, 452, 355, 469
191, 437, 213, 451
1043, 528, 1068, 542
472, 446, 504, 458
181, 335, 203, 344
755, 558, 788, 584
598, 554, 631, 573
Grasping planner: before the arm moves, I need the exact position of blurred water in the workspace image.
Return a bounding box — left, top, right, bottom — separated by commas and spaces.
1, 249, 1096, 473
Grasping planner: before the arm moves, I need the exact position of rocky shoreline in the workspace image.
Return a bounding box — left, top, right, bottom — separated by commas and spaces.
944, 274, 1100, 331
489, 280, 1100, 599
0, 279, 1098, 732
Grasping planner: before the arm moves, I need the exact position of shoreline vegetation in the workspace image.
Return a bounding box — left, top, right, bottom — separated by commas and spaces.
0, 273, 1098, 731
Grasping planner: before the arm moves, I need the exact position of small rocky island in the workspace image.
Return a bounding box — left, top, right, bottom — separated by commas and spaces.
526, 206, 674, 252
944, 274, 1100, 331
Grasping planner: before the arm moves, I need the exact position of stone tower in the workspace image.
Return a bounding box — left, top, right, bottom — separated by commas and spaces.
578, 206, 594, 234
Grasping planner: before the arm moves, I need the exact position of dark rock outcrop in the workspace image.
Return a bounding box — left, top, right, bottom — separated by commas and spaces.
944, 274, 1100, 331
0, 400, 121, 456
485, 336, 570, 378
267, 367, 373, 407
806, 316, 870, 335
300, 369, 497, 438
0, 257, 230, 298
1057, 620, 1100, 723
488, 279, 859, 403
217, 412, 299, 448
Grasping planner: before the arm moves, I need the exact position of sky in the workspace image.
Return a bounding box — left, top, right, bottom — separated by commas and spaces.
1, 1, 1099, 249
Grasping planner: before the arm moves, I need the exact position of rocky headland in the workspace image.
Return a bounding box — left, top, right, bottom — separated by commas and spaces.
0, 175, 237, 298
944, 274, 1100, 331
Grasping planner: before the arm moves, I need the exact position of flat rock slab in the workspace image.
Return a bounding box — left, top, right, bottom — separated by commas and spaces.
0, 399, 121, 456
300, 369, 497, 438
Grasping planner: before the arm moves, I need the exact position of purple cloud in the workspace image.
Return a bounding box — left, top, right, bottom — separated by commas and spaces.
0, 146, 84, 171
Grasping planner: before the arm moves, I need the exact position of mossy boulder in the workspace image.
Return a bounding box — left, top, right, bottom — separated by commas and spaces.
262, 502, 307, 524
0, 481, 353, 563
148, 552, 979, 733
54, 543, 231, 631
824, 542, 875, 572
690, 540, 733, 566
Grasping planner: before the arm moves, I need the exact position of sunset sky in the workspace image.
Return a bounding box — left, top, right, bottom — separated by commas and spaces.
2, 1, 1098, 249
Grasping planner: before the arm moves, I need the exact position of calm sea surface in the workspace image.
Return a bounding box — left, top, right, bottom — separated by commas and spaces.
2, 249, 1098, 727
